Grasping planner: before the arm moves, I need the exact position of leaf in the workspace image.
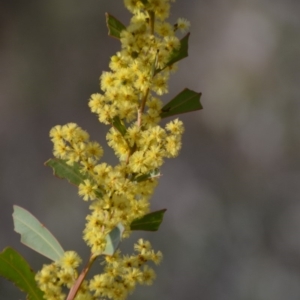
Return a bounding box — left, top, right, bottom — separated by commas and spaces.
167, 33, 190, 66
133, 169, 160, 182
13, 206, 64, 261
160, 88, 202, 118
112, 116, 127, 136
130, 209, 166, 231
45, 158, 103, 199
155, 33, 190, 74
105, 13, 126, 39
45, 158, 87, 186
102, 223, 125, 256
0, 247, 44, 300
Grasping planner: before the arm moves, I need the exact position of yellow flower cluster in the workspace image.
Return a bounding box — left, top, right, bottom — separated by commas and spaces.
50, 123, 103, 168
89, 1, 189, 127
107, 118, 184, 170
38, 0, 191, 299
89, 239, 162, 299
35, 251, 91, 300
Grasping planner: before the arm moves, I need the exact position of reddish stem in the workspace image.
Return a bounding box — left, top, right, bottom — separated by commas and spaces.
66, 253, 97, 300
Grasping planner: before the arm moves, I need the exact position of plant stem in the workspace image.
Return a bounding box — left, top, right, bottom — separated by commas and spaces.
137, 87, 150, 127
66, 253, 97, 300
148, 10, 155, 35
137, 11, 155, 128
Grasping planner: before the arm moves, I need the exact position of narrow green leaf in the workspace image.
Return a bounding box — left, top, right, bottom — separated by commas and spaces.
112, 116, 127, 136
167, 33, 190, 66
130, 209, 166, 231
161, 88, 202, 118
13, 206, 64, 261
45, 158, 103, 199
155, 33, 190, 74
0, 247, 44, 300
45, 158, 87, 186
103, 223, 125, 256
133, 169, 160, 182
105, 13, 126, 39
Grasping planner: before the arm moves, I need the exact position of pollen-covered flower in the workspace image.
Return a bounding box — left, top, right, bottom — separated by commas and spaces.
78, 179, 98, 201
85, 141, 104, 160
165, 118, 185, 135
57, 268, 76, 288
152, 74, 169, 95
140, 265, 156, 285
155, 21, 174, 37
100, 71, 116, 91
164, 135, 182, 157
134, 239, 152, 253
50, 125, 63, 142
128, 151, 148, 174
149, 250, 163, 265
88, 93, 106, 113
59, 251, 82, 270
163, 36, 180, 51
176, 17, 191, 33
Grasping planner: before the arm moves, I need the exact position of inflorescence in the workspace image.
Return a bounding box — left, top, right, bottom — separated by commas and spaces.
36, 1, 190, 299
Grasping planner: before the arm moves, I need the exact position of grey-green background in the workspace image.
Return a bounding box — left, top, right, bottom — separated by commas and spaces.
1, 0, 300, 299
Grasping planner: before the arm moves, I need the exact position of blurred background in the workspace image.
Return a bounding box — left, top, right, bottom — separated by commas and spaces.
1, 0, 300, 299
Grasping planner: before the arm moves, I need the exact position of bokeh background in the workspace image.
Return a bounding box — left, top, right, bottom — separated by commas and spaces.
1, 0, 300, 299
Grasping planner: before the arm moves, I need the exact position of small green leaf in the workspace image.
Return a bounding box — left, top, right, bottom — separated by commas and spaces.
45, 158, 87, 186
45, 158, 103, 199
13, 206, 64, 261
167, 33, 190, 66
155, 33, 190, 74
105, 13, 126, 39
130, 209, 166, 231
133, 169, 160, 182
161, 88, 202, 118
103, 223, 125, 256
112, 116, 127, 136
0, 247, 44, 300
